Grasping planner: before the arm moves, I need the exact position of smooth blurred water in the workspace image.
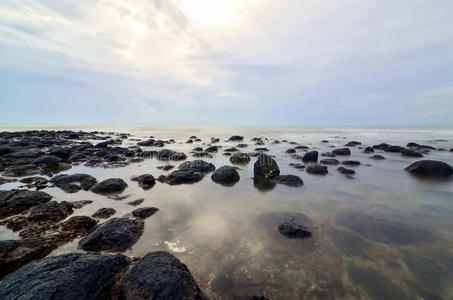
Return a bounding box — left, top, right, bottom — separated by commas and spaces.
1, 126, 453, 299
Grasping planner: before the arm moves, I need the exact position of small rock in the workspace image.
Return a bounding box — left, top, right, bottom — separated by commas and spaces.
302, 151, 318, 163
342, 160, 361, 166
92, 208, 116, 219
71, 200, 93, 209
50, 173, 97, 193
131, 174, 155, 189
132, 207, 159, 219
178, 160, 215, 174
127, 198, 144, 206
90, 178, 128, 194
337, 166, 356, 175
332, 148, 351, 155
306, 165, 328, 175
271, 175, 303, 187
230, 153, 251, 164
401, 148, 423, 157
211, 166, 240, 185
278, 220, 312, 238
320, 158, 340, 165
369, 155, 385, 160
228, 135, 244, 141
157, 165, 174, 171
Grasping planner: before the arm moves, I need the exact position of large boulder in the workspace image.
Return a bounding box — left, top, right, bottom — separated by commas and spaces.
302, 151, 318, 163
78, 217, 144, 252
178, 160, 215, 174
164, 169, 204, 185
211, 166, 240, 185
114, 251, 206, 300
90, 178, 128, 194
0, 253, 130, 300
405, 160, 453, 178
50, 173, 97, 193
254, 154, 280, 179
0, 189, 52, 219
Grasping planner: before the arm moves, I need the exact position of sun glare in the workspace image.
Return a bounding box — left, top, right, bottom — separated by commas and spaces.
182, 0, 242, 27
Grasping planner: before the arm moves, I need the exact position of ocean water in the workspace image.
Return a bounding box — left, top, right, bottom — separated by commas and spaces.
1, 126, 453, 299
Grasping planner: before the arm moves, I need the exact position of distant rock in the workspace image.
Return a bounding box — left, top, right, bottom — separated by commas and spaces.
90, 178, 128, 194
337, 166, 355, 175
306, 165, 328, 175
164, 169, 204, 185
364, 147, 374, 153
79, 217, 144, 252
114, 251, 206, 300
342, 160, 361, 166
228, 135, 244, 141
401, 148, 423, 157
0, 253, 130, 300
302, 151, 318, 163
155, 149, 187, 161
92, 208, 116, 219
320, 158, 340, 165
157, 165, 174, 171
405, 160, 453, 178
211, 166, 240, 185
271, 175, 303, 187
286, 148, 296, 154
127, 198, 144, 206
254, 154, 280, 179
71, 200, 93, 209
230, 153, 251, 164
132, 207, 159, 219
332, 148, 351, 156
369, 155, 385, 160
50, 173, 97, 193
345, 141, 361, 147
178, 160, 215, 174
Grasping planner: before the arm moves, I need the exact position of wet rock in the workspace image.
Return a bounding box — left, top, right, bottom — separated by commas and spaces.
192, 152, 213, 158
30, 155, 60, 169
178, 160, 215, 174
132, 207, 159, 219
127, 198, 144, 206
295, 145, 309, 150
192, 147, 203, 152
157, 164, 174, 171
302, 151, 318, 163
50, 173, 97, 193
254, 154, 280, 179
131, 174, 155, 189
157, 175, 166, 182
28, 200, 74, 222
286, 148, 296, 154
224, 147, 238, 152
236, 143, 248, 148
48, 147, 71, 159
332, 148, 351, 155
342, 160, 361, 166
405, 160, 453, 178
0, 253, 131, 300
278, 220, 312, 238
155, 149, 187, 161
0, 177, 16, 185
386, 145, 404, 153
211, 166, 240, 185
289, 163, 305, 170
164, 169, 204, 185
79, 217, 144, 252
205, 146, 219, 153
306, 165, 328, 175
320, 158, 340, 165
114, 251, 206, 300
369, 154, 385, 160
345, 141, 361, 147
90, 178, 128, 194
254, 147, 269, 152
364, 146, 374, 153
401, 148, 423, 157
60, 216, 98, 237
337, 166, 355, 175
271, 175, 303, 187
211, 138, 220, 143
228, 135, 244, 141
0, 189, 52, 219
336, 211, 435, 245
185, 139, 193, 144
92, 208, 116, 219
230, 153, 251, 164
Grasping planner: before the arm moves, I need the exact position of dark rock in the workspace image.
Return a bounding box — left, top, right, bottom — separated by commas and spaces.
132, 207, 159, 219
386, 145, 404, 153
345, 141, 361, 147
401, 148, 423, 157
0, 253, 130, 300
155, 149, 187, 161
295, 145, 309, 150
178, 160, 215, 174
28, 200, 74, 222
254, 154, 280, 179
50, 173, 97, 193
306, 165, 328, 175
71, 200, 93, 209
342, 160, 361, 166
114, 251, 206, 300
31, 155, 61, 169
286, 148, 296, 154
228, 135, 244, 141
95, 139, 115, 148
157, 165, 174, 171
230, 153, 251, 164
127, 198, 144, 206
0, 190, 52, 219
278, 220, 311, 238
254, 147, 269, 152
60, 216, 98, 237
320, 158, 340, 165
79, 217, 144, 252
157, 175, 166, 182
186, 139, 193, 144
236, 143, 248, 148
271, 175, 303, 187
364, 147, 374, 153
332, 148, 351, 155
211, 138, 220, 143
131, 174, 155, 189
92, 208, 116, 219
192, 147, 203, 151
289, 163, 305, 169
369, 155, 385, 160
405, 160, 453, 178
224, 147, 238, 152
302, 151, 318, 163
337, 166, 355, 175
164, 169, 204, 185
205, 146, 219, 153
407, 142, 420, 148
211, 166, 240, 185
90, 178, 128, 194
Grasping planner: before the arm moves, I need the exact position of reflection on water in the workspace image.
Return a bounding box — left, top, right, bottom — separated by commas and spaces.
1, 126, 453, 299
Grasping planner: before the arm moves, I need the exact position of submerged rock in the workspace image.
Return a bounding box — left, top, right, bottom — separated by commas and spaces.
337, 166, 355, 175
254, 154, 280, 179
369, 155, 385, 160
114, 251, 206, 300
131, 174, 155, 189
320, 158, 340, 165
332, 148, 351, 156
302, 151, 318, 163
306, 165, 328, 175
401, 148, 423, 157
132, 207, 159, 219
90, 178, 128, 194
405, 160, 453, 178
50, 173, 97, 193
271, 175, 303, 187
278, 220, 312, 238
0, 189, 52, 220
79, 218, 144, 252
92, 207, 116, 219
342, 160, 361, 166
164, 169, 204, 185
0, 253, 130, 300
211, 166, 240, 185
230, 153, 251, 164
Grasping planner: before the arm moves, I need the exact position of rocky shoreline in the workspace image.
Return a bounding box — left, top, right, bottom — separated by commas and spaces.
1, 129, 452, 299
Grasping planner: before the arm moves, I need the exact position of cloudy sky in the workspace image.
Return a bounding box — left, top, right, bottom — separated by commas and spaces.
1, 0, 452, 126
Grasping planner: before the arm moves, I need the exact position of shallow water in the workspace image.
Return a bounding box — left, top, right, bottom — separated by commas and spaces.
1, 126, 453, 299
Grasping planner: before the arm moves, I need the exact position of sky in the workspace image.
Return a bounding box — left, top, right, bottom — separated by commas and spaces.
0, 0, 452, 126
